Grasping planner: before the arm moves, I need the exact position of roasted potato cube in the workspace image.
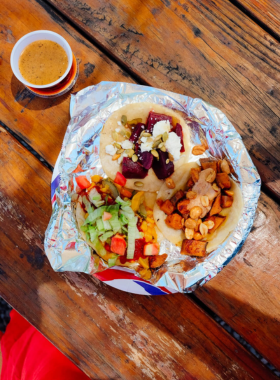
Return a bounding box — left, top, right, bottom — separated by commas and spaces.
181, 239, 207, 257
210, 193, 222, 216
216, 173, 231, 189
205, 215, 226, 233
177, 199, 190, 214
186, 177, 194, 190
221, 195, 233, 208
165, 213, 183, 230
191, 168, 201, 183
156, 199, 163, 208
199, 158, 218, 172
149, 254, 168, 268
170, 190, 185, 206
160, 200, 175, 215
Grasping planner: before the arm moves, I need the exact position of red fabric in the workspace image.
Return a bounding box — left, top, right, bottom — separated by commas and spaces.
1, 310, 90, 380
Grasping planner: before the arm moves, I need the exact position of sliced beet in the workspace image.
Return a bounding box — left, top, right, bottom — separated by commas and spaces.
152, 150, 174, 179
139, 152, 153, 170
173, 123, 185, 152
122, 157, 148, 179
129, 123, 146, 143
147, 112, 172, 133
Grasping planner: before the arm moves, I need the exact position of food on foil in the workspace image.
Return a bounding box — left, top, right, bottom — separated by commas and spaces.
99, 102, 191, 192
154, 158, 243, 255
73, 174, 167, 280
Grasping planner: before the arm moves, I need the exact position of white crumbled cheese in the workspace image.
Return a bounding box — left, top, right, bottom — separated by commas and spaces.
121, 140, 134, 150
115, 128, 120, 132
117, 121, 122, 126
140, 137, 153, 152
105, 144, 117, 156
118, 152, 128, 164
141, 136, 147, 143
165, 132, 182, 161
153, 120, 171, 138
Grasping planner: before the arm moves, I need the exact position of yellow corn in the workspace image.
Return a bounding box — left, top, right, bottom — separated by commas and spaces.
87, 182, 96, 191
85, 213, 89, 218
139, 268, 152, 280
141, 221, 148, 231
91, 175, 102, 183
147, 210, 153, 217
139, 257, 149, 269
131, 191, 144, 212
145, 233, 153, 242
146, 217, 155, 224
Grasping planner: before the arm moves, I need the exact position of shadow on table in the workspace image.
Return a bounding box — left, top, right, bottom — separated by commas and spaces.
10, 74, 71, 110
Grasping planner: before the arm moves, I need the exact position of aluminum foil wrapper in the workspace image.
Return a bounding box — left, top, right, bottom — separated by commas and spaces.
44, 82, 260, 293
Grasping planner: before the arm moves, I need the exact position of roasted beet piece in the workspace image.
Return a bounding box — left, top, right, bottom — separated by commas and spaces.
152, 150, 174, 179
129, 123, 146, 143
122, 157, 148, 179
147, 112, 172, 133
138, 151, 154, 170
173, 123, 185, 152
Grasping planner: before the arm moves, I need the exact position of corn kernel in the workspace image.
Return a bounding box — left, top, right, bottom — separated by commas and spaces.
141, 221, 148, 231
139, 257, 149, 269
145, 233, 153, 242
147, 210, 153, 216
85, 213, 89, 218
91, 175, 102, 183
146, 217, 155, 224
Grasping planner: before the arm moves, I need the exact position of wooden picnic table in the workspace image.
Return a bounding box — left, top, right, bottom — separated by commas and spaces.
0, 0, 279, 378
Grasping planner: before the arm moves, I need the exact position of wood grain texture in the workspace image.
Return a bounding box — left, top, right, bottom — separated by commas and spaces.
0, 0, 134, 167
234, 0, 280, 40
0, 127, 277, 380
195, 192, 280, 370
45, 0, 280, 199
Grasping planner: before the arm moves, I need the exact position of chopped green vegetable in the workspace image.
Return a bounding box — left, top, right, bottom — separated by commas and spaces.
102, 179, 119, 199
88, 188, 105, 207
108, 255, 118, 267
99, 231, 114, 242
121, 115, 127, 125
85, 206, 107, 224
96, 218, 104, 231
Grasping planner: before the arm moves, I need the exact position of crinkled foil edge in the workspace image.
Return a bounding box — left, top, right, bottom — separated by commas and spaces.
44, 82, 260, 293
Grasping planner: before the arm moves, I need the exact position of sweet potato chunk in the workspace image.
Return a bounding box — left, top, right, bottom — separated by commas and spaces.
177, 199, 190, 214
210, 193, 222, 216
181, 240, 207, 257
186, 177, 194, 190
216, 173, 231, 189
199, 158, 218, 172
205, 215, 225, 233
170, 190, 185, 206
165, 213, 183, 230
191, 168, 201, 183
149, 254, 168, 268
160, 200, 175, 215
221, 195, 233, 208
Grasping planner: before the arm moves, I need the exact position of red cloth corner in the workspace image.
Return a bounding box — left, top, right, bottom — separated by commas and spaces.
1, 310, 90, 380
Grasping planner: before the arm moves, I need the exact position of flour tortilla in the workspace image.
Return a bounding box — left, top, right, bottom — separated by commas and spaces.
154, 163, 243, 252
100, 102, 191, 192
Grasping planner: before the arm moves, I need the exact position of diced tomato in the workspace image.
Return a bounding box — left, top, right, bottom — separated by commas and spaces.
104, 243, 111, 252
76, 175, 91, 190
111, 234, 127, 256
114, 171, 127, 187
103, 211, 112, 221
144, 244, 159, 256
119, 238, 145, 264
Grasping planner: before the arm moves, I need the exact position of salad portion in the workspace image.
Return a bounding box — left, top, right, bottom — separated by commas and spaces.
73, 174, 167, 280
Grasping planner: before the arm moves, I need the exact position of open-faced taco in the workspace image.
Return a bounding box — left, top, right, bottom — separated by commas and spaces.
154, 158, 243, 257
100, 102, 191, 192
73, 174, 168, 280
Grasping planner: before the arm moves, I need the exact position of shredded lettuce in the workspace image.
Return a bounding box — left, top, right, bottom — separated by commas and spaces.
88, 188, 105, 207
99, 231, 114, 242
82, 195, 94, 214
103, 219, 112, 231
115, 196, 131, 208
126, 216, 138, 259
85, 206, 107, 224
108, 255, 118, 267
96, 218, 104, 231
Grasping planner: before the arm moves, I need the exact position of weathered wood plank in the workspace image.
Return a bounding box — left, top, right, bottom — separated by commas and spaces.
234, 0, 280, 40
45, 0, 280, 199
0, 0, 134, 168
0, 127, 276, 379
195, 191, 280, 370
